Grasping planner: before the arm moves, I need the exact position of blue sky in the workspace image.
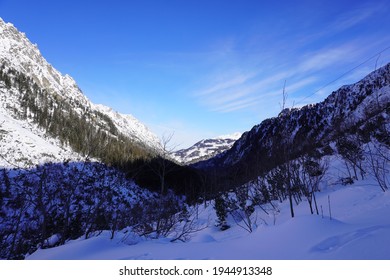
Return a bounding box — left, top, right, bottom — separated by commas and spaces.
1, 0, 390, 148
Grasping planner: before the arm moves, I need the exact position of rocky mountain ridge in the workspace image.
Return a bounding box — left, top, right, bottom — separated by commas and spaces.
171, 132, 241, 164
195, 63, 390, 185
0, 18, 161, 167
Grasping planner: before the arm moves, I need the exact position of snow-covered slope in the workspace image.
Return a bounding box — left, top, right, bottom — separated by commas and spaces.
0, 107, 80, 168
93, 104, 161, 150
0, 17, 161, 167
27, 165, 390, 260
171, 132, 241, 164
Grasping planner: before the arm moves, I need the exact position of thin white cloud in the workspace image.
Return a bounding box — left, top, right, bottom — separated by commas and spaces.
193, 43, 360, 113
297, 45, 358, 73
292, 4, 384, 56
195, 70, 290, 112
330, 5, 381, 32
286, 77, 317, 92
195, 72, 256, 96
191, 3, 388, 115
212, 95, 263, 113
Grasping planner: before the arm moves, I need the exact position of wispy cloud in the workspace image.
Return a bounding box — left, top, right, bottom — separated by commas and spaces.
285, 77, 318, 95
297, 45, 358, 73
213, 97, 262, 113
192, 39, 376, 114
195, 72, 256, 96
195, 69, 290, 113
330, 4, 382, 32
189, 1, 390, 118
294, 4, 385, 53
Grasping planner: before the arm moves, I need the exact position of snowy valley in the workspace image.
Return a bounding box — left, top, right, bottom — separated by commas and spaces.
0, 17, 390, 261
27, 173, 390, 260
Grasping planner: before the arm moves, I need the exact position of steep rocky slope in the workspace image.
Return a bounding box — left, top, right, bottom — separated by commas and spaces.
0, 18, 161, 167
196, 63, 390, 185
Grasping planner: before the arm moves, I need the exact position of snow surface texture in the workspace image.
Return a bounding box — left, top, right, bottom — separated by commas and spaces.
171, 132, 242, 164
27, 157, 390, 260
0, 17, 161, 166
0, 107, 80, 168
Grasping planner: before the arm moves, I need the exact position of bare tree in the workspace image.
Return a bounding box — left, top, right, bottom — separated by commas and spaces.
277, 80, 296, 218
298, 156, 329, 215
279, 80, 287, 112
170, 204, 209, 242
150, 132, 178, 194
365, 141, 389, 192
131, 190, 180, 238
228, 186, 257, 233
336, 135, 365, 180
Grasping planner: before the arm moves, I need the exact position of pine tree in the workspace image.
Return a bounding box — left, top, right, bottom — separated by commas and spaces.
214, 194, 229, 231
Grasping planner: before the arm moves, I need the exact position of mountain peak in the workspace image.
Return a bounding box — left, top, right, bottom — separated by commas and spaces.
1, 18, 161, 167
215, 132, 242, 140
171, 133, 242, 165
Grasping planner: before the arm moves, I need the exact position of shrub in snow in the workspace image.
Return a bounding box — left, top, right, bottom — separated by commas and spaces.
213, 194, 230, 231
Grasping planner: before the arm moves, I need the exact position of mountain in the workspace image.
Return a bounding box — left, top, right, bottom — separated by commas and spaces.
0, 107, 80, 167
0, 18, 160, 167
171, 132, 241, 164
1, 17, 389, 262
0, 19, 196, 260
196, 63, 390, 186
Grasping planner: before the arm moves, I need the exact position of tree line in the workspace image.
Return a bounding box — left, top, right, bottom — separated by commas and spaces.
0, 64, 154, 166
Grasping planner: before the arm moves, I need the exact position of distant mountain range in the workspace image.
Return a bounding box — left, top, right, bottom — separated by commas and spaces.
171, 132, 241, 164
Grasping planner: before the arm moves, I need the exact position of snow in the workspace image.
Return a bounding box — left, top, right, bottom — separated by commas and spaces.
93, 103, 161, 150
27, 179, 390, 260
215, 132, 242, 140
0, 106, 80, 168
171, 133, 242, 164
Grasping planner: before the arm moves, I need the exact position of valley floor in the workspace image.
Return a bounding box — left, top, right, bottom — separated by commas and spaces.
27, 180, 390, 260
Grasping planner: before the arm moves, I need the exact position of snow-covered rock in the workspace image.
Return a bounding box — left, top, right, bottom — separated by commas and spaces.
0, 107, 80, 168
171, 132, 242, 164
